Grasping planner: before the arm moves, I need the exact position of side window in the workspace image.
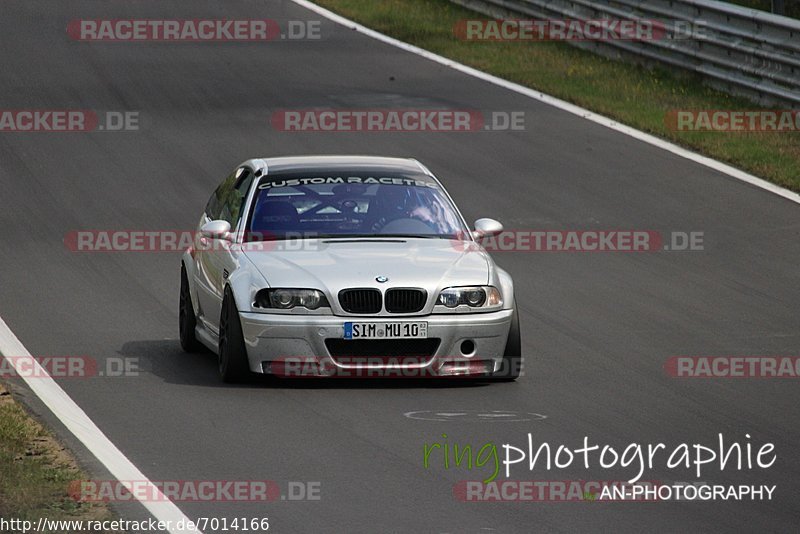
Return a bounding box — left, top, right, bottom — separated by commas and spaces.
205, 171, 235, 221
205, 167, 254, 225
219, 167, 253, 227
205, 189, 222, 221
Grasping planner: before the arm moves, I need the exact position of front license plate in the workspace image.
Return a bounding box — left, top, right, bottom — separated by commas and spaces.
344, 322, 428, 339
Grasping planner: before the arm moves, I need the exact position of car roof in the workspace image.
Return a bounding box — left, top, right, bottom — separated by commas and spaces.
245, 155, 433, 176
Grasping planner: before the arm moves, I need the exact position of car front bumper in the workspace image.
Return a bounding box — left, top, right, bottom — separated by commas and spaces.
238, 309, 514, 378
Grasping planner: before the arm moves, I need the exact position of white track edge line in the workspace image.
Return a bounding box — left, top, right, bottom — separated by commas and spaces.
293, 0, 800, 206
0, 317, 202, 534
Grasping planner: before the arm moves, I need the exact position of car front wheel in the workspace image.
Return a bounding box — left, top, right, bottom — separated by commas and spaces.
179, 265, 202, 353
492, 303, 522, 381
218, 287, 250, 383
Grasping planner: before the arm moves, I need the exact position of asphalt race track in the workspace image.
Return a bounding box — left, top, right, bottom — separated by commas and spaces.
1, 1, 799, 532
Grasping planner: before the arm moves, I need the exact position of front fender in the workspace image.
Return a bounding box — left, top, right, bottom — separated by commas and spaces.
489, 260, 514, 310
225, 251, 270, 314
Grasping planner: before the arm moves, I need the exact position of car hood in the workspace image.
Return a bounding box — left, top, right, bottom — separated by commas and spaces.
241, 238, 490, 308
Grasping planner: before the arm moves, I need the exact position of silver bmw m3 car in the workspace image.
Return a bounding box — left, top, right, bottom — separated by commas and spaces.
180, 156, 521, 382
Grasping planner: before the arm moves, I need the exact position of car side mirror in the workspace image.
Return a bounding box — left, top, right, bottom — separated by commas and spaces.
200, 220, 232, 240
473, 218, 503, 239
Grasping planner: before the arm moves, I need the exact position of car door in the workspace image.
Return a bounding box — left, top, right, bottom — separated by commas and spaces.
196, 167, 254, 332
194, 172, 229, 331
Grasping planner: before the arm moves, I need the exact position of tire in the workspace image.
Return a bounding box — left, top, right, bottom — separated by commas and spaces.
179, 265, 202, 353
492, 303, 522, 381
218, 287, 250, 383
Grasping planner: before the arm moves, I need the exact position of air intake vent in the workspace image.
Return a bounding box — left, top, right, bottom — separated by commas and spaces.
385, 288, 427, 313
338, 288, 382, 314
326, 339, 440, 361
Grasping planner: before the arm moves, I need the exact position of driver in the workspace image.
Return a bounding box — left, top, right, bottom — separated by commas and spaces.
368, 185, 436, 231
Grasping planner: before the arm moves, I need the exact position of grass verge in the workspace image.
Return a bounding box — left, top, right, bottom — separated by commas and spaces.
0, 383, 119, 529
313, 0, 800, 193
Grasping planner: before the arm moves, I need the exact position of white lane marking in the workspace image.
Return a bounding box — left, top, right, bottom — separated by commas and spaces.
292, 0, 800, 206
0, 317, 201, 534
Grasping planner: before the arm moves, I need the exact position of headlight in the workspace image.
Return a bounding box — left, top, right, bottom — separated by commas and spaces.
435, 286, 502, 312
254, 289, 330, 310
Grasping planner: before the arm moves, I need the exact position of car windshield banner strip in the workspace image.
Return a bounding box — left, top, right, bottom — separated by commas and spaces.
257, 172, 439, 190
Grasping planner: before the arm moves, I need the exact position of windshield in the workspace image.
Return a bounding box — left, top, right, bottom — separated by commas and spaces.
245, 171, 468, 241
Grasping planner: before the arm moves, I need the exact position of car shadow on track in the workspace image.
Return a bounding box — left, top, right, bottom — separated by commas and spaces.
120, 339, 493, 389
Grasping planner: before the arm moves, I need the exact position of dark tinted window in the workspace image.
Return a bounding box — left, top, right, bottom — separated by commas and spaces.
207, 167, 253, 226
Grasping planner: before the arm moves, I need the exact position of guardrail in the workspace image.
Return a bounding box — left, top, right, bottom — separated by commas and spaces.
450, 0, 800, 106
